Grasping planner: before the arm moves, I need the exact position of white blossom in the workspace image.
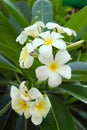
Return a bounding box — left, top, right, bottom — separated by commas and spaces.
16, 21, 45, 45
30, 95, 51, 125
10, 81, 43, 119
46, 22, 77, 36
36, 50, 71, 87
19, 43, 34, 68
32, 31, 66, 57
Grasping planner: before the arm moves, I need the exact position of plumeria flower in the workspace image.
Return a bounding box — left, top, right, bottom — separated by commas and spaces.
16, 21, 45, 45
30, 95, 51, 125
10, 81, 42, 119
19, 43, 34, 68
36, 50, 71, 87
32, 31, 66, 57
46, 22, 77, 36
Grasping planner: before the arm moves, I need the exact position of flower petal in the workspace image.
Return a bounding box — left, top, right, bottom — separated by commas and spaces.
36, 66, 50, 81
55, 50, 71, 66
10, 85, 19, 99
48, 73, 62, 87
58, 65, 71, 79
39, 31, 50, 40
28, 88, 43, 99
38, 54, 53, 65
39, 45, 52, 57
16, 31, 27, 45
51, 32, 64, 39
53, 39, 66, 49
32, 38, 44, 49
31, 115, 43, 125
46, 22, 58, 29
24, 109, 31, 119
11, 98, 24, 116
24, 55, 34, 68
19, 81, 27, 91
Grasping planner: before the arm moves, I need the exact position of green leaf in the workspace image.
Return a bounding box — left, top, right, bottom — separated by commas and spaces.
65, 6, 87, 41
40, 94, 77, 130
0, 13, 21, 66
2, 0, 29, 28
65, 6, 87, 32
60, 84, 87, 104
0, 54, 20, 73
32, 0, 53, 23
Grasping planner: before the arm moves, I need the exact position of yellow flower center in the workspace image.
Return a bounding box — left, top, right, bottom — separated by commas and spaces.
49, 62, 58, 72
45, 39, 53, 46
36, 102, 44, 111
21, 101, 29, 110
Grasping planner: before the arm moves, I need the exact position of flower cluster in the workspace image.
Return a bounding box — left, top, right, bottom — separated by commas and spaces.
10, 81, 51, 125
16, 21, 76, 87
10, 21, 76, 125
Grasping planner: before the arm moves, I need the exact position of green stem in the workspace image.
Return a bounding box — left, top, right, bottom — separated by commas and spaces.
67, 40, 85, 51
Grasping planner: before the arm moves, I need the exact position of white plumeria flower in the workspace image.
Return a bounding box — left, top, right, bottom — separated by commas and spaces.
30, 95, 51, 125
16, 21, 45, 45
32, 31, 66, 57
19, 43, 34, 68
36, 50, 71, 87
46, 22, 77, 36
10, 81, 43, 119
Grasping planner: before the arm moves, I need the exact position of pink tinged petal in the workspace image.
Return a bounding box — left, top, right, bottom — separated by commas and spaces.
53, 39, 66, 49
32, 38, 44, 49
51, 32, 64, 40
39, 31, 50, 40
58, 65, 71, 79
24, 55, 34, 68
36, 66, 50, 81
39, 45, 52, 57
38, 54, 53, 65
31, 115, 43, 125
55, 50, 71, 66
16, 31, 27, 45
10, 86, 19, 99
48, 73, 62, 87
28, 88, 43, 99
46, 22, 58, 29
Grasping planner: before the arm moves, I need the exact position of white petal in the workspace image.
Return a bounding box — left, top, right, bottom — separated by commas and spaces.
11, 98, 24, 115
24, 55, 34, 68
37, 21, 46, 28
72, 30, 77, 36
32, 38, 44, 49
28, 88, 42, 99
53, 39, 66, 49
39, 45, 52, 57
36, 66, 50, 81
51, 32, 64, 39
48, 73, 62, 87
26, 43, 34, 53
55, 50, 71, 66
58, 65, 71, 79
10, 85, 19, 99
46, 22, 58, 29
31, 115, 43, 125
16, 31, 27, 45
19, 81, 27, 91
38, 54, 53, 65
39, 31, 50, 40
24, 109, 31, 119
